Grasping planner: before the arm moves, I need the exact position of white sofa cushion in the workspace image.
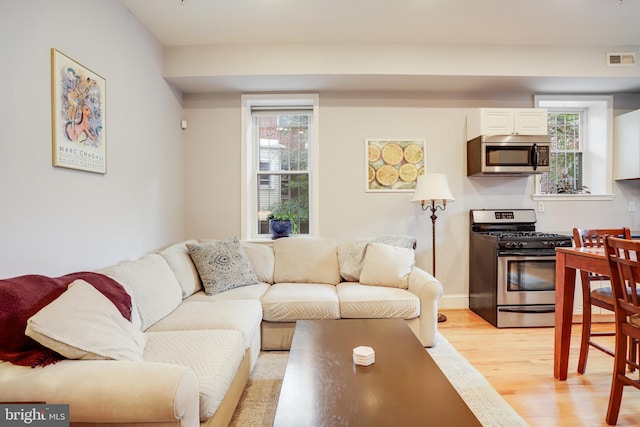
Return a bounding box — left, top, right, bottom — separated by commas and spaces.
187, 238, 259, 295
337, 282, 420, 319
185, 283, 271, 302
144, 330, 245, 421
146, 300, 263, 350
99, 254, 183, 330
241, 241, 275, 284
273, 237, 340, 285
159, 239, 202, 298
359, 243, 415, 289
261, 283, 340, 321
25, 280, 146, 361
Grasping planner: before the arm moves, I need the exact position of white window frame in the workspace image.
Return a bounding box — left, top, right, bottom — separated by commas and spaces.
240, 94, 320, 240
533, 95, 615, 202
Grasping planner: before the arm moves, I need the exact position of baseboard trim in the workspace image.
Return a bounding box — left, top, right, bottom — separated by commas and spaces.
438, 294, 469, 310
439, 295, 616, 323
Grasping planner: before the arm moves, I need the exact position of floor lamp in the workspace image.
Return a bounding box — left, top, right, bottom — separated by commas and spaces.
411, 173, 455, 323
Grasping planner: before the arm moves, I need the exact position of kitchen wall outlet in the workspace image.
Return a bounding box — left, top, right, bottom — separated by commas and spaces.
629, 201, 636, 212
537, 202, 545, 213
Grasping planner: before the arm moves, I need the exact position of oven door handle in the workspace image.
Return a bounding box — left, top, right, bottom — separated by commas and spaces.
498, 306, 555, 314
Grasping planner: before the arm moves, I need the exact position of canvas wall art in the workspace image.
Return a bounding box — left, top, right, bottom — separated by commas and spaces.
366, 139, 425, 192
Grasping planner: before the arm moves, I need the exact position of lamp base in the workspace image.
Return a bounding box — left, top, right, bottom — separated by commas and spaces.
438, 313, 447, 323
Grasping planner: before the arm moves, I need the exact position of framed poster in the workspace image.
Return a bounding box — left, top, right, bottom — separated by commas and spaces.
51, 49, 106, 174
366, 139, 425, 192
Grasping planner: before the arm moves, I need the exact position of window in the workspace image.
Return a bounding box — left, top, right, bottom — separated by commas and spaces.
539, 111, 585, 194
241, 94, 319, 239
254, 113, 309, 234
533, 95, 614, 201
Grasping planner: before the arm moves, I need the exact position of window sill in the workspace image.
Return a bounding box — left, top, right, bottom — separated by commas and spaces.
243, 237, 275, 245
532, 193, 615, 202
243, 234, 311, 244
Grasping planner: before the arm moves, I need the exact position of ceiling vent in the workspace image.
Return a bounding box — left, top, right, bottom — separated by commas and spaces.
607, 52, 636, 66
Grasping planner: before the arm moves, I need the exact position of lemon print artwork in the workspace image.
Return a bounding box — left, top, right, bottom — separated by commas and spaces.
366, 140, 425, 191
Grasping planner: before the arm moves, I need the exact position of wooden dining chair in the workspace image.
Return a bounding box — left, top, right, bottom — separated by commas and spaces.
603, 236, 640, 425
572, 227, 633, 374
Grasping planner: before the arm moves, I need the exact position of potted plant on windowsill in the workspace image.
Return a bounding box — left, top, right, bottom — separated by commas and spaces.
267, 211, 298, 239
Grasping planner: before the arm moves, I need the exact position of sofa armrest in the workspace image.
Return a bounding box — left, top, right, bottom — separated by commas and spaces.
407, 266, 444, 347
0, 360, 200, 427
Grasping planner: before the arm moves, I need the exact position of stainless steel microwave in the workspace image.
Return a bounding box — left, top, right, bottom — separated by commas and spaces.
467, 134, 551, 176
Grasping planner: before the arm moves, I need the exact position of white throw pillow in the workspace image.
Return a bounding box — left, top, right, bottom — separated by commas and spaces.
241, 241, 275, 284
159, 239, 202, 298
25, 279, 147, 361
359, 243, 415, 289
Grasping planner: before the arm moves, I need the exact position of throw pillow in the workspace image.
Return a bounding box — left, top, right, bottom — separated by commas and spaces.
25, 279, 147, 361
338, 235, 417, 282
359, 243, 415, 289
241, 241, 275, 284
187, 238, 259, 295
158, 239, 202, 298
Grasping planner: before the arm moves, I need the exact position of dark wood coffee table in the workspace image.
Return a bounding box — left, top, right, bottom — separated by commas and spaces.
273, 319, 481, 427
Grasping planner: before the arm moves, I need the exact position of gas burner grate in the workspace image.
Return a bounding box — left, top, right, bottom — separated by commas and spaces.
485, 231, 565, 239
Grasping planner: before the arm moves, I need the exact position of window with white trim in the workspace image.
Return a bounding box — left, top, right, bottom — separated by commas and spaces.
539, 111, 585, 194
534, 95, 614, 201
241, 94, 319, 240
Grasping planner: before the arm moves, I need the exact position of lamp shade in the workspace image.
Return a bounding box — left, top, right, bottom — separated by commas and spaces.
411, 174, 455, 203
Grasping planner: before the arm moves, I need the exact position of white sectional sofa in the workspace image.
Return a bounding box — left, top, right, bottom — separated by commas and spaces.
258, 236, 443, 350
0, 235, 443, 427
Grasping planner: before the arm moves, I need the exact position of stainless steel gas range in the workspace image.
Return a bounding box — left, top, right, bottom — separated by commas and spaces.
469, 209, 573, 328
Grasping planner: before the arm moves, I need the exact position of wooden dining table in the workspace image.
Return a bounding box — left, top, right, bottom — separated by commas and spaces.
554, 246, 610, 380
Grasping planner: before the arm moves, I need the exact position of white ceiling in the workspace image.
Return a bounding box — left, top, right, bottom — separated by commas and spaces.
120, 0, 640, 94
121, 0, 639, 47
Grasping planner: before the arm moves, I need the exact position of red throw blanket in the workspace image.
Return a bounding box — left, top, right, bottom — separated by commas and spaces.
0, 272, 132, 368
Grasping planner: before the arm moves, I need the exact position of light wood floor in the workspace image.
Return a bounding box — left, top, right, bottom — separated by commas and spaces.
438, 310, 640, 426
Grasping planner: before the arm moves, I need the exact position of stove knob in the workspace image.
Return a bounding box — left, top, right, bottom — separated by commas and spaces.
518, 242, 526, 248
504, 242, 514, 248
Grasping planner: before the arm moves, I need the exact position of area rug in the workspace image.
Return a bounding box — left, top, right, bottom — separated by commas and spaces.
229, 334, 529, 426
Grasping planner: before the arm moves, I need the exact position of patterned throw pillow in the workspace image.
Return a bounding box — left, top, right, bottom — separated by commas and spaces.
187, 238, 259, 295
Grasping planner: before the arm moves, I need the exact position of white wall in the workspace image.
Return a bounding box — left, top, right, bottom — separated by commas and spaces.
183, 91, 640, 308
0, 0, 185, 278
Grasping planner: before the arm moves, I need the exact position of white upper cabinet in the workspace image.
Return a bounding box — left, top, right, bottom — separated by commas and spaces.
467, 108, 548, 140
614, 109, 640, 180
